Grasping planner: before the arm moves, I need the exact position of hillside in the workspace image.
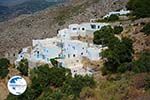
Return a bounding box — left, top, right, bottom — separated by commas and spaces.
0, 0, 128, 58
0, 0, 66, 22
0, 0, 150, 100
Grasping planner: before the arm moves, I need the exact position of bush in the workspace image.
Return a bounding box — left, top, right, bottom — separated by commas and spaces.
7, 63, 95, 100
127, 0, 150, 18
62, 75, 95, 98
114, 26, 123, 34
0, 58, 10, 68
0, 58, 10, 78
132, 51, 150, 73
101, 37, 133, 73
141, 23, 150, 35
105, 14, 119, 22
117, 62, 132, 73
93, 25, 114, 45
145, 76, 150, 90
50, 58, 59, 67
17, 59, 29, 76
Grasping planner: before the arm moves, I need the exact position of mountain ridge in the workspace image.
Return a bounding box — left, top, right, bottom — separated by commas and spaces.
0, 0, 66, 22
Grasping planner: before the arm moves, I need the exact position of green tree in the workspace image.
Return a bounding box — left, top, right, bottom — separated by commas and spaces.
105, 14, 119, 22
127, 0, 150, 18
93, 25, 114, 45
62, 75, 95, 98
17, 59, 29, 76
0, 58, 10, 78
132, 51, 150, 73
101, 37, 133, 73
50, 58, 59, 67
141, 23, 150, 35
30, 64, 52, 89
31, 64, 71, 88
49, 67, 72, 87
114, 26, 123, 34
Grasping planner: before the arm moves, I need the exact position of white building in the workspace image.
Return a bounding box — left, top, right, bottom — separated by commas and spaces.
87, 47, 101, 61
62, 40, 88, 59
15, 22, 108, 76
15, 47, 30, 63
57, 28, 71, 40
103, 9, 130, 18
57, 22, 109, 38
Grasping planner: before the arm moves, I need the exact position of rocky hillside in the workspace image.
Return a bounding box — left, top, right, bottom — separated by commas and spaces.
0, 0, 128, 58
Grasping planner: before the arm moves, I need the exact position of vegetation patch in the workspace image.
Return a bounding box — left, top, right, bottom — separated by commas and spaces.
0, 58, 10, 79
17, 59, 29, 76
141, 23, 150, 35
7, 64, 95, 100
127, 0, 150, 18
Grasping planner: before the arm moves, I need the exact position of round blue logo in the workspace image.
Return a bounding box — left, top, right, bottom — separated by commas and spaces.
7, 76, 27, 95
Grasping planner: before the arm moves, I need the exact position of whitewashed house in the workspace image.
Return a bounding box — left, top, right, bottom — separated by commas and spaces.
103, 9, 130, 18
15, 47, 31, 64
57, 28, 71, 40
57, 22, 109, 38
30, 45, 61, 63
15, 21, 109, 75
62, 40, 88, 59
87, 47, 101, 61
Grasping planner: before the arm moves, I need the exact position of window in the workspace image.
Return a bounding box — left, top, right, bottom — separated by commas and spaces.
98, 25, 100, 29
82, 27, 85, 31
91, 24, 96, 29
37, 51, 40, 58
81, 53, 83, 55
73, 28, 77, 30
72, 46, 75, 50
59, 54, 61, 57
42, 55, 45, 59
73, 54, 76, 57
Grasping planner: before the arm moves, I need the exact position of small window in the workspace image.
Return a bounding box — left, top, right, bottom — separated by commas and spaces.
81, 53, 83, 55
91, 24, 96, 29
72, 46, 75, 50
43, 55, 45, 59
73, 54, 76, 57
98, 25, 100, 28
82, 27, 85, 31
73, 28, 77, 30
